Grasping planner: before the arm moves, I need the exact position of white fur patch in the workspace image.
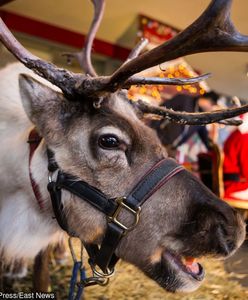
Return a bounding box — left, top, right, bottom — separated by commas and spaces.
0, 190, 62, 261
0, 63, 62, 262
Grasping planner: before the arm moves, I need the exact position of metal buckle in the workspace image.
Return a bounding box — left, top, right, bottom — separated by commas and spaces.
91, 264, 115, 279
80, 276, 109, 287
108, 197, 141, 232
86, 261, 114, 287
48, 169, 58, 183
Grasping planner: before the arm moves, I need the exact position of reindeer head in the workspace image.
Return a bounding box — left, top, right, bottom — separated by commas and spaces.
1, 0, 248, 293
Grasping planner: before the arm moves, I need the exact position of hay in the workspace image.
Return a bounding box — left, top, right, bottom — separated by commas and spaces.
2, 250, 248, 300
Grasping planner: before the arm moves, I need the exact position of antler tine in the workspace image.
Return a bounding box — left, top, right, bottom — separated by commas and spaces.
124, 38, 149, 63
123, 73, 211, 89
81, 0, 105, 76
135, 100, 248, 125
63, 0, 105, 76
103, 0, 248, 91
118, 38, 211, 89
219, 119, 242, 126
0, 18, 82, 99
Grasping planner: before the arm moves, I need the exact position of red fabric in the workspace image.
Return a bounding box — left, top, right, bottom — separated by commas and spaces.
28, 128, 44, 210
223, 129, 248, 197
0, 10, 130, 60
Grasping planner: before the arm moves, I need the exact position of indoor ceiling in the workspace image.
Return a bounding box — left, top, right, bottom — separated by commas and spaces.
2, 0, 248, 98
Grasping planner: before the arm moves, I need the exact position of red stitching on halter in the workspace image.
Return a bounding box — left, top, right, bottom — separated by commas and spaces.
28, 128, 44, 210
143, 165, 185, 202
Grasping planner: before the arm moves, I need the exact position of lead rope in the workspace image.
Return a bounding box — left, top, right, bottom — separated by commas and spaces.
68, 238, 86, 300
68, 238, 111, 300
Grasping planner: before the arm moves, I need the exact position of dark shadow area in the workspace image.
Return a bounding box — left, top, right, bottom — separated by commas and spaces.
224, 239, 248, 287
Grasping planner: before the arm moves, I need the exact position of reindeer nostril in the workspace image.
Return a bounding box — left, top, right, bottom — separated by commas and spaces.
216, 225, 233, 256
226, 240, 236, 253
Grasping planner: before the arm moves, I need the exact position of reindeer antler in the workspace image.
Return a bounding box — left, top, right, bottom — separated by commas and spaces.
63, 0, 105, 76
105, 0, 248, 91
1, 0, 248, 124
0, 18, 84, 99
124, 38, 149, 63
135, 100, 246, 125
62, 1, 209, 86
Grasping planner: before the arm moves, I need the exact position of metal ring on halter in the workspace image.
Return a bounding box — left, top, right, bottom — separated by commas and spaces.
48, 169, 59, 183
48, 171, 54, 183
97, 277, 109, 286
91, 264, 115, 278
81, 276, 109, 287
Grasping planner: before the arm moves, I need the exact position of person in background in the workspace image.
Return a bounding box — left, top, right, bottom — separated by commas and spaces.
223, 112, 248, 200
150, 91, 220, 155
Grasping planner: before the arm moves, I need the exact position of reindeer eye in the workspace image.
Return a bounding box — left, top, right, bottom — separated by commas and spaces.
98, 134, 120, 150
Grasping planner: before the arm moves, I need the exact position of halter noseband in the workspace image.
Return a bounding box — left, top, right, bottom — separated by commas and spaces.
28, 128, 185, 280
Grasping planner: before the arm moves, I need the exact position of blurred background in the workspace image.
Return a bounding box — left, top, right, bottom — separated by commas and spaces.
1, 1, 248, 299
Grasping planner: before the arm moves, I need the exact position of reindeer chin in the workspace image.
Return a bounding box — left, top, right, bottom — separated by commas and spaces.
144, 249, 205, 293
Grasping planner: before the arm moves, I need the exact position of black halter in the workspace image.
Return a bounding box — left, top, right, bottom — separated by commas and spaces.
28, 127, 185, 279
47, 152, 185, 275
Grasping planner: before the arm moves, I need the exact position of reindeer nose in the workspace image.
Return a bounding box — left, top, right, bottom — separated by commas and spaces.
215, 224, 236, 256
215, 209, 246, 257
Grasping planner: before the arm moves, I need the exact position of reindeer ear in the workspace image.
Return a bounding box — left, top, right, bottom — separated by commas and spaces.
19, 73, 67, 143
19, 73, 62, 123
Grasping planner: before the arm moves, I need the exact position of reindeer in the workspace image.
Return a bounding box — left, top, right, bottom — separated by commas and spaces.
0, 0, 248, 294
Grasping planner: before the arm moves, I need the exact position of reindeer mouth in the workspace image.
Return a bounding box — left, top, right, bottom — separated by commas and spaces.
145, 249, 205, 292
163, 251, 205, 281
163, 250, 205, 282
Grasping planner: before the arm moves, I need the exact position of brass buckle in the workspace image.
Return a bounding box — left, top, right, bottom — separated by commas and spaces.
108, 197, 141, 232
